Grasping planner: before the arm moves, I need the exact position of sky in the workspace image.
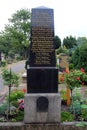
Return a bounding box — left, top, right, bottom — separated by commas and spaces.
0, 0, 87, 41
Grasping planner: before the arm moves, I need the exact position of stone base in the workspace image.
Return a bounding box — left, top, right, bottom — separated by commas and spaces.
24, 93, 61, 123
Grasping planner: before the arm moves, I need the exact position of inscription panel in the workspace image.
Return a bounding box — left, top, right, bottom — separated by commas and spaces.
29, 8, 56, 67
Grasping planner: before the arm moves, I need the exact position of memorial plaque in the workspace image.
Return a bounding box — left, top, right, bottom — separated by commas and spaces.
37, 97, 49, 112
29, 8, 56, 67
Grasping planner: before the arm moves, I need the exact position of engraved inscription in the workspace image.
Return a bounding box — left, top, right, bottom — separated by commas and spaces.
31, 27, 55, 65
29, 8, 56, 67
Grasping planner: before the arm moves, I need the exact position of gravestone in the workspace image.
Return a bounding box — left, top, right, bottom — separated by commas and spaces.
59, 53, 69, 72
27, 6, 58, 93
24, 6, 61, 123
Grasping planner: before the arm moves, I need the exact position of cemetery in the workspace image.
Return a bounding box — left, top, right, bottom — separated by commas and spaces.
0, 6, 87, 130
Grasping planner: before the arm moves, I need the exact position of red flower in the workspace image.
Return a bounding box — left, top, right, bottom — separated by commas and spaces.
80, 68, 85, 73
76, 77, 80, 80
21, 88, 27, 93
60, 77, 64, 82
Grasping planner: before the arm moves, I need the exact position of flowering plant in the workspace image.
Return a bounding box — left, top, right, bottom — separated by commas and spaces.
18, 99, 24, 111
60, 68, 87, 90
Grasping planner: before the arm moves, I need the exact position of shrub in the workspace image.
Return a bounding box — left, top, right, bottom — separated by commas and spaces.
2, 69, 20, 87
61, 111, 74, 122
69, 100, 81, 115
6, 90, 24, 102
14, 110, 24, 121
0, 102, 8, 114
60, 90, 67, 101
1, 61, 7, 67
69, 63, 74, 70
71, 43, 87, 72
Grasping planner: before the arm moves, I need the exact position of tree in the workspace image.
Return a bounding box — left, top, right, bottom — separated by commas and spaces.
76, 37, 87, 47
0, 8, 31, 59
2, 68, 20, 114
63, 36, 77, 49
56, 46, 68, 55
8, 8, 31, 58
0, 31, 12, 55
71, 42, 87, 72
54, 35, 61, 49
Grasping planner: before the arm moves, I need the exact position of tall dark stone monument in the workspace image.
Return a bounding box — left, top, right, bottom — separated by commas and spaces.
27, 6, 58, 93
24, 6, 61, 123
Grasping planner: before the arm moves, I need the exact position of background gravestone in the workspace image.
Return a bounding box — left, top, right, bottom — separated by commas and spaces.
59, 53, 69, 72
27, 6, 58, 93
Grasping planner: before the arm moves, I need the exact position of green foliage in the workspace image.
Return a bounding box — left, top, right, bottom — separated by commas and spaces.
61, 111, 74, 122
6, 90, 24, 102
71, 42, 87, 72
61, 69, 87, 90
13, 110, 24, 121
81, 109, 87, 121
80, 104, 87, 120
15, 56, 22, 61
69, 63, 74, 70
0, 61, 7, 67
72, 88, 82, 101
56, 46, 68, 55
54, 35, 61, 49
0, 31, 12, 55
2, 69, 19, 87
0, 102, 8, 114
0, 8, 31, 58
2, 90, 25, 122
63, 35, 77, 49
11, 100, 19, 108
76, 122, 87, 127
72, 93, 81, 101
71, 47, 80, 68
76, 37, 87, 47
69, 100, 81, 115
60, 90, 67, 101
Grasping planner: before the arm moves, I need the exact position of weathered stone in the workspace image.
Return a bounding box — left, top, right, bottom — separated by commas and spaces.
24, 93, 61, 123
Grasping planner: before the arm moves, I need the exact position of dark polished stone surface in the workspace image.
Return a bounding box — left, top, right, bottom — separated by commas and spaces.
27, 7, 58, 93
27, 68, 58, 93
29, 7, 56, 67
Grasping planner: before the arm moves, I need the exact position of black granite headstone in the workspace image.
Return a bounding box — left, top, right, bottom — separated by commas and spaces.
27, 6, 58, 93
29, 7, 56, 67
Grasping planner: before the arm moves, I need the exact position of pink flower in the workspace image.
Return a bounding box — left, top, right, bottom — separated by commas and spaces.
18, 99, 24, 104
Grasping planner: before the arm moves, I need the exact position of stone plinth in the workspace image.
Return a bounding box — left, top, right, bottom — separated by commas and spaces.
24, 93, 61, 123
